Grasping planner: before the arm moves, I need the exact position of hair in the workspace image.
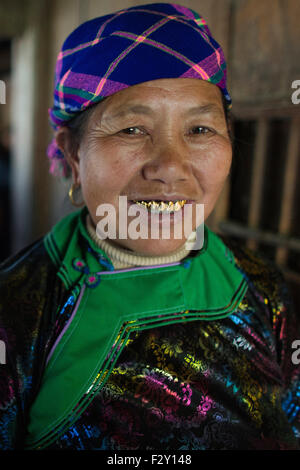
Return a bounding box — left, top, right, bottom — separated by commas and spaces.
222, 94, 233, 142
67, 103, 98, 151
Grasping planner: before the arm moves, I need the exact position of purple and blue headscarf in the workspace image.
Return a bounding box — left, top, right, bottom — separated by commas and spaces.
48, 3, 231, 177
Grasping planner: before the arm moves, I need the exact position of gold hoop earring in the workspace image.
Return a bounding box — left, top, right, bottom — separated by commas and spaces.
69, 183, 84, 207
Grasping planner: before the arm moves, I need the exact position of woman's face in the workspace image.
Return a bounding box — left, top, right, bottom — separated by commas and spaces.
58, 78, 232, 255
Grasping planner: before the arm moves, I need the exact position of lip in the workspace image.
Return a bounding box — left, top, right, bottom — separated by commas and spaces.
128, 195, 195, 203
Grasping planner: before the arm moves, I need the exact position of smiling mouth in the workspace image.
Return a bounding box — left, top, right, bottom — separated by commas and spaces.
131, 200, 187, 212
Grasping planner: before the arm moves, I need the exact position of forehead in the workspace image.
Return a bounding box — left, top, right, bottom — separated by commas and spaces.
91, 78, 224, 120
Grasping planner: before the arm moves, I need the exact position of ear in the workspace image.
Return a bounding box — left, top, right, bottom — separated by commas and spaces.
55, 127, 81, 184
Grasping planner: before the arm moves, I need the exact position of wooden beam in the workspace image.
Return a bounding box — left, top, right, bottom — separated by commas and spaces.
219, 220, 300, 253
232, 103, 300, 120
247, 117, 269, 250
276, 116, 300, 265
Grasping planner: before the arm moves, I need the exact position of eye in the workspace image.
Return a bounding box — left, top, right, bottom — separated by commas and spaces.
189, 126, 212, 135
120, 127, 145, 135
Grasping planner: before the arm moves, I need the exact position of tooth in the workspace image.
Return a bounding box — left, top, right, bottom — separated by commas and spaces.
133, 200, 187, 212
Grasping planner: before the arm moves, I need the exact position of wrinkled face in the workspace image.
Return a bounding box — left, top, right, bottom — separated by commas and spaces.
57, 78, 232, 255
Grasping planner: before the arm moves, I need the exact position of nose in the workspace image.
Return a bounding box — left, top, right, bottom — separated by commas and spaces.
142, 140, 191, 184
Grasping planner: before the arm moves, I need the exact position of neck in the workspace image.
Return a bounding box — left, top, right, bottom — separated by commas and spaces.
86, 214, 193, 269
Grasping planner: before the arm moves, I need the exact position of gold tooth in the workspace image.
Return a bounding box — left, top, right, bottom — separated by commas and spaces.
167, 202, 173, 212
133, 199, 187, 211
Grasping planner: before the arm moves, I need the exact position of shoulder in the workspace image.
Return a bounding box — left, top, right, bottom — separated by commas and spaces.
218, 233, 292, 312
219, 233, 284, 281
0, 237, 66, 336
0, 237, 56, 292
0, 238, 67, 448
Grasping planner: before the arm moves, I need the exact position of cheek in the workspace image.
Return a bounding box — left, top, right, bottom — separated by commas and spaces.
195, 141, 232, 190
78, 149, 110, 206
78, 143, 139, 203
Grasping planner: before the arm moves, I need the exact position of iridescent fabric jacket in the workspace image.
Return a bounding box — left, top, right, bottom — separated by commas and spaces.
0, 208, 299, 450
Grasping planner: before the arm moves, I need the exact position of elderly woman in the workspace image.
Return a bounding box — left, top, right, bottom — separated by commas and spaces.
0, 3, 299, 451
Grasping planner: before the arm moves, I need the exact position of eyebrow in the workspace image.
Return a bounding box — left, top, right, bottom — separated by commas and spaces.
185, 104, 224, 118
110, 105, 154, 119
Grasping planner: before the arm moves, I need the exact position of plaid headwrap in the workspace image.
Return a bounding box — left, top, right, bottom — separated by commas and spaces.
48, 3, 231, 177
